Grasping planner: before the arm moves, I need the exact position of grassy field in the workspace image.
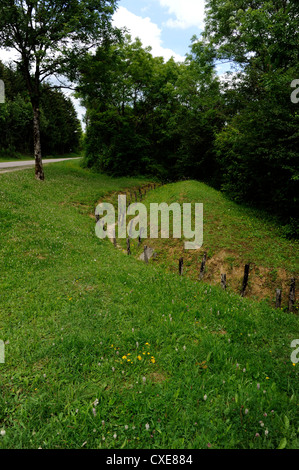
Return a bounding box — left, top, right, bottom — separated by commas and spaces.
0, 160, 298, 449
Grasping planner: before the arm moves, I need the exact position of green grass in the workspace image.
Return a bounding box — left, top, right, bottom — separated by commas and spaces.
0, 161, 298, 449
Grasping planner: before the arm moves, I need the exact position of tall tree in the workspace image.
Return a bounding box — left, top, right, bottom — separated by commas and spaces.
0, 0, 119, 179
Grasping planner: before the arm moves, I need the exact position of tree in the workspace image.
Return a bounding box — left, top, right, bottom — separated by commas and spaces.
0, 0, 119, 179
0, 60, 82, 156
204, 0, 299, 233
79, 36, 183, 178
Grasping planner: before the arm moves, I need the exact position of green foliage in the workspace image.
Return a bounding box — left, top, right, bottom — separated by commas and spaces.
79, 1, 298, 234
204, 0, 299, 230
80, 36, 221, 181
0, 62, 81, 156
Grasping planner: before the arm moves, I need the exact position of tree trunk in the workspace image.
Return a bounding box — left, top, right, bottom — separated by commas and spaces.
33, 105, 44, 181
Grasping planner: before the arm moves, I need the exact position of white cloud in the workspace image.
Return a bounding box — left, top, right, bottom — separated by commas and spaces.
113, 6, 185, 62
0, 48, 19, 64
158, 0, 206, 30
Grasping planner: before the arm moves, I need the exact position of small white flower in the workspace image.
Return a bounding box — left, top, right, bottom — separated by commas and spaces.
113, 433, 117, 439
142, 376, 146, 383
92, 408, 97, 417
183, 345, 186, 351
265, 430, 269, 437
132, 328, 134, 333
245, 409, 249, 415
112, 367, 115, 372
93, 399, 99, 407
203, 394, 207, 401
125, 425, 128, 430
145, 423, 150, 430
0, 430, 5, 436
102, 420, 105, 426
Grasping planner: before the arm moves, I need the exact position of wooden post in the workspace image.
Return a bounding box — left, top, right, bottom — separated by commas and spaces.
113, 237, 117, 247
179, 257, 183, 276
221, 274, 227, 290
127, 238, 131, 256
199, 252, 207, 280
275, 289, 282, 308
144, 245, 149, 264
289, 278, 296, 312
241, 264, 250, 297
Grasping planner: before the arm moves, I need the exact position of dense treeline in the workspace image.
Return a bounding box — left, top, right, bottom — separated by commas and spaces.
79, 0, 298, 236
0, 61, 82, 157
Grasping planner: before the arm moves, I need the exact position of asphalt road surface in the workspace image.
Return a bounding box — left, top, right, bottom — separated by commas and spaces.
0, 157, 81, 173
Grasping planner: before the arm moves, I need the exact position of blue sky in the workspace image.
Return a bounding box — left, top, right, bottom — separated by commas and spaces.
113, 0, 207, 62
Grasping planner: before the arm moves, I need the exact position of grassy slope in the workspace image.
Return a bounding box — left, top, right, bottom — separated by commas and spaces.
0, 161, 298, 449
116, 181, 298, 305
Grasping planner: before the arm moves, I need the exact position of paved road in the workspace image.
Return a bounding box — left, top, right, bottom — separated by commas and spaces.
0, 157, 81, 172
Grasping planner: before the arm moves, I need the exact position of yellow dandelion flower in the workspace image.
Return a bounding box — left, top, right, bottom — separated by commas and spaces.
151, 358, 156, 364
137, 355, 142, 361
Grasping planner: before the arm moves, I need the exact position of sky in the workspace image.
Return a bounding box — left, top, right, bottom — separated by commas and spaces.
0, 1, 227, 127
112, 0, 207, 62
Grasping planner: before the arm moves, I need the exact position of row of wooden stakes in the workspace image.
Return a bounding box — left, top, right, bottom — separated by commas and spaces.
178, 253, 296, 312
